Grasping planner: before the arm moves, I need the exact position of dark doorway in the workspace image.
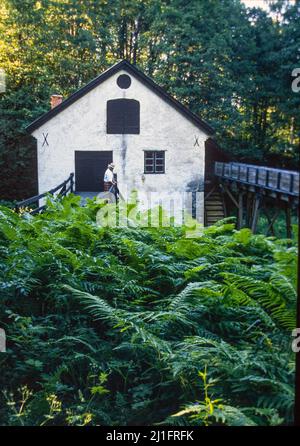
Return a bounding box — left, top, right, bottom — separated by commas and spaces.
204, 138, 230, 194
75, 151, 113, 191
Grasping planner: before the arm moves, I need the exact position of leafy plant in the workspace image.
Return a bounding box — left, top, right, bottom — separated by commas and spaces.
0, 195, 297, 425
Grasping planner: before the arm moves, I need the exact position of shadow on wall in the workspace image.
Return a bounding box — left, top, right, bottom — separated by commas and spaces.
186, 178, 204, 193
0, 134, 38, 201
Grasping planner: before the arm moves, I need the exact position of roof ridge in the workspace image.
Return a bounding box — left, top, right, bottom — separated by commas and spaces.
26, 59, 214, 135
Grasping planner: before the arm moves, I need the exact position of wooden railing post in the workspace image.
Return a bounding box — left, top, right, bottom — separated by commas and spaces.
277, 172, 281, 190
70, 172, 74, 193
255, 167, 259, 185
285, 202, 292, 239
266, 170, 269, 188
60, 183, 66, 196
16, 173, 75, 215
237, 192, 244, 230
251, 193, 261, 233
290, 174, 294, 194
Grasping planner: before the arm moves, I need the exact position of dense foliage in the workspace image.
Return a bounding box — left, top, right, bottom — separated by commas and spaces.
0, 195, 297, 426
0, 0, 300, 199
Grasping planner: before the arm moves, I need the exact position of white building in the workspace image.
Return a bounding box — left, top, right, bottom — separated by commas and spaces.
27, 60, 214, 223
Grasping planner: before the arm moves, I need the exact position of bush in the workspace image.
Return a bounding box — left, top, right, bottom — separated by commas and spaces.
0, 194, 297, 426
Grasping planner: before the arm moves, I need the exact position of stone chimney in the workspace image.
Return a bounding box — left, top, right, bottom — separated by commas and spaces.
50, 94, 63, 109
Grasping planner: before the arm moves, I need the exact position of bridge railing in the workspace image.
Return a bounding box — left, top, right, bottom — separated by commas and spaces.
215, 162, 299, 197
15, 173, 74, 215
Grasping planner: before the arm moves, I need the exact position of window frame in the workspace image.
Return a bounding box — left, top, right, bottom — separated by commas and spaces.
144, 151, 166, 174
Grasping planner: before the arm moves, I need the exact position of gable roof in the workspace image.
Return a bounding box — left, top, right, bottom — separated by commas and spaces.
26, 60, 214, 135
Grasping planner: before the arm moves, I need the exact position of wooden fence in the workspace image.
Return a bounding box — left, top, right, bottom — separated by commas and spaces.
15, 173, 74, 215
215, 162, 299, 197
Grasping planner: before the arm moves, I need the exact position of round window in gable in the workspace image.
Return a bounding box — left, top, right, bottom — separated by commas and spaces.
117, 74, 131, 89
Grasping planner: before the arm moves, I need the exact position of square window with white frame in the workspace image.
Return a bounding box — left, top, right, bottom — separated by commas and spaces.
144, 151, 165, 174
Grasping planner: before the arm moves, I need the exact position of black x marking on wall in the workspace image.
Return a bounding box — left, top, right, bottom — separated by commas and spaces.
42, 133, 49, 147
194, 136, 200, 147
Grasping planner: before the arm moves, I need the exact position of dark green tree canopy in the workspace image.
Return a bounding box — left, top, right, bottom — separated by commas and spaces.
0, 0, 299, 199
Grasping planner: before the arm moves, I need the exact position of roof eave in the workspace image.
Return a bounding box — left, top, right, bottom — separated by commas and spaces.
26, 60, 214, 136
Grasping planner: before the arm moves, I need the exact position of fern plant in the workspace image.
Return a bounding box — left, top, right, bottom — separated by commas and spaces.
0, 196, 297, 426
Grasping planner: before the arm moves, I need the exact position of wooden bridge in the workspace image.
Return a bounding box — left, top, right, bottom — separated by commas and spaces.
205, 162, 299, 236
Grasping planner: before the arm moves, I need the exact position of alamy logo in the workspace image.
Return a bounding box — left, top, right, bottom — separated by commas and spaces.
291, 68, 300, 93
292, 328, 300, 353
0, 69, 5, 93
0, 328, 6, 353
95, 191, 204, 238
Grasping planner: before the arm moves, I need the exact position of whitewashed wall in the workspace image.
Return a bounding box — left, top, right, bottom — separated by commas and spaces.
31, 69, 208, 222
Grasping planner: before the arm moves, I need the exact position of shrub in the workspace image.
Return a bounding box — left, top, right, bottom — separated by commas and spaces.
0, 195, 297, 425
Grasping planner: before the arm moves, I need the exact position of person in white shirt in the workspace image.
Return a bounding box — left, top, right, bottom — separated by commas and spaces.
103, 163, 117, 193
103, 163, 120, 202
